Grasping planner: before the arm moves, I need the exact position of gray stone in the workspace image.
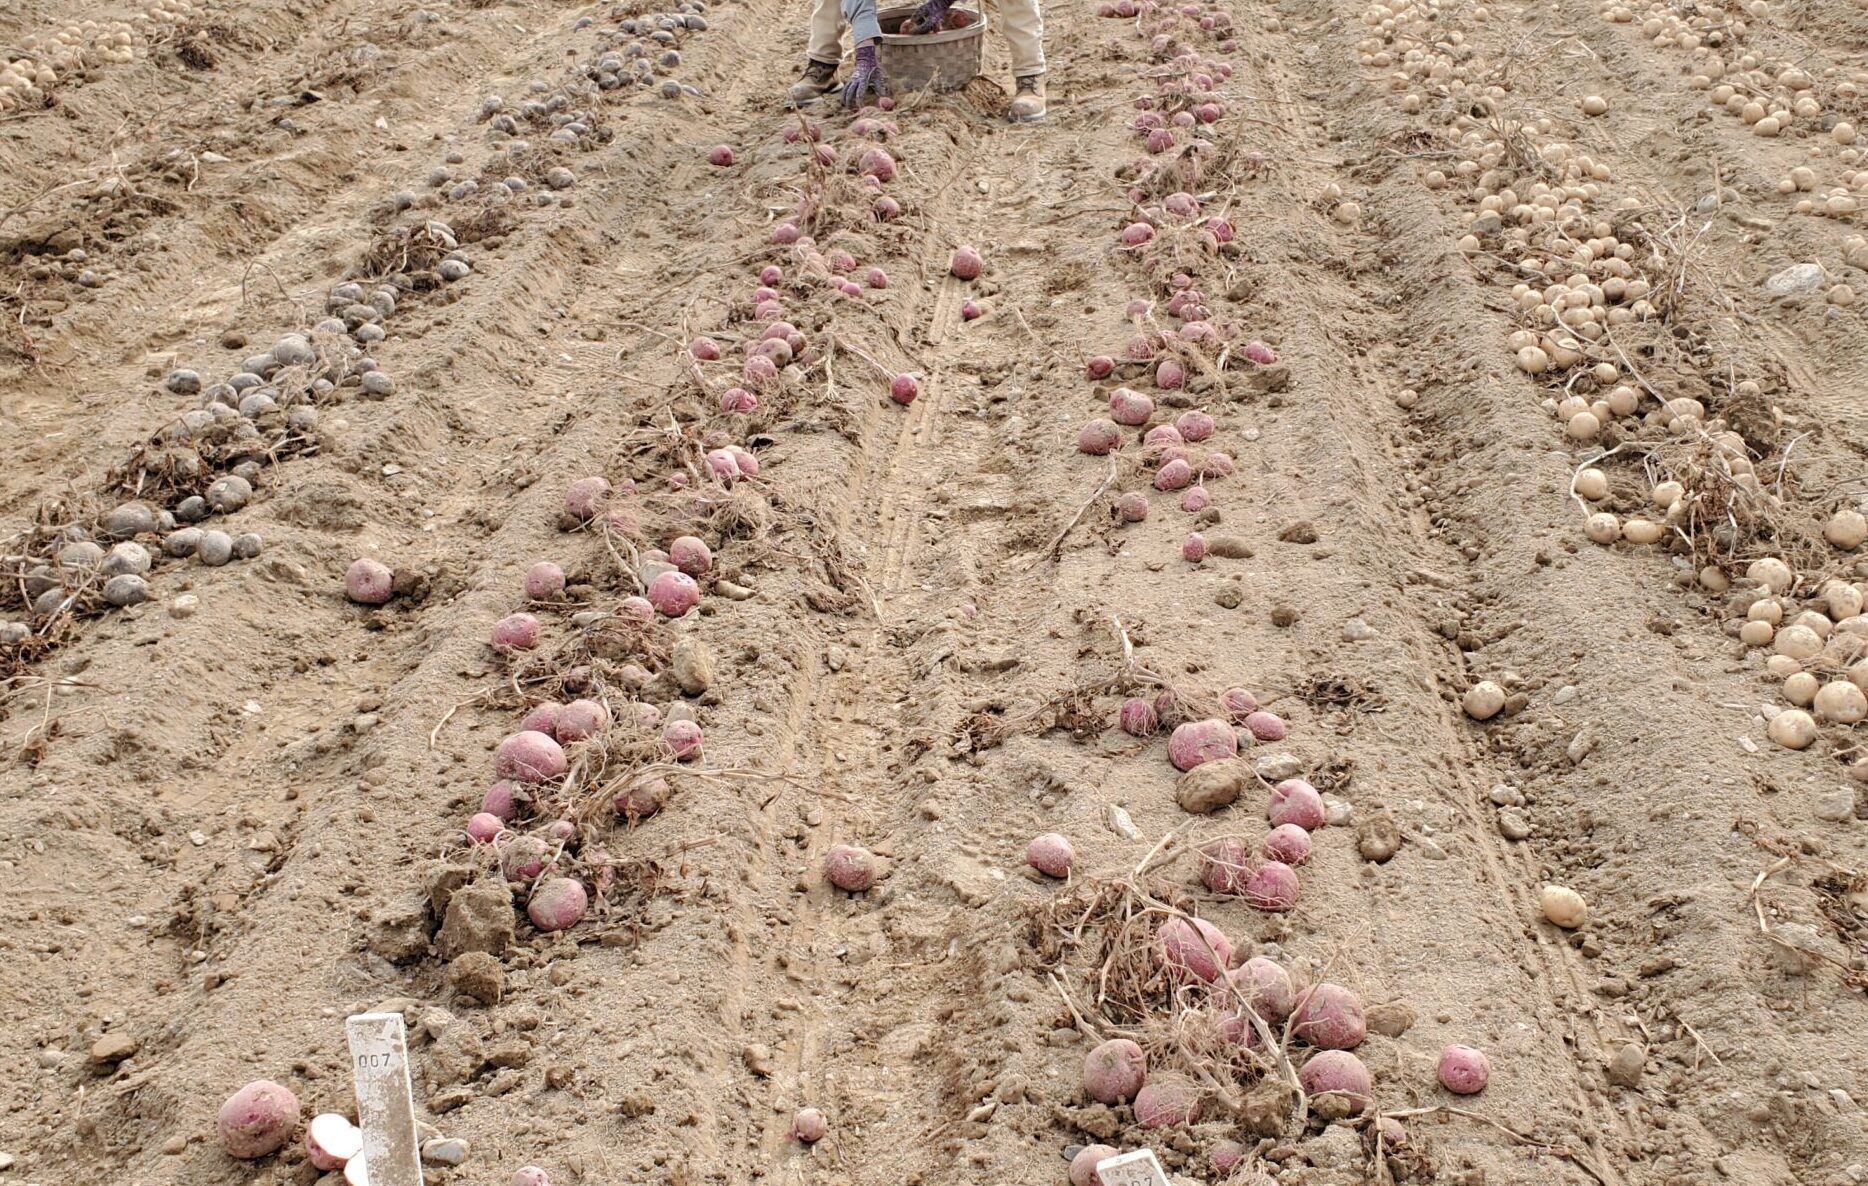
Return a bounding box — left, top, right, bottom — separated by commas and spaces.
421, 1137, 470, 1166
1764, 263, 1826, 297
1497, 808, 1532, 840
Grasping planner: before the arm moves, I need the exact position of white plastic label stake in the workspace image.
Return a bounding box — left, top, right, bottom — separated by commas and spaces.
346, 1012, 422, 1186
1095, 1148, 1171, 1186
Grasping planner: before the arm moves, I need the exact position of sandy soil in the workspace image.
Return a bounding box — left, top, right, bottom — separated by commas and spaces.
2, 0, 1867, 1183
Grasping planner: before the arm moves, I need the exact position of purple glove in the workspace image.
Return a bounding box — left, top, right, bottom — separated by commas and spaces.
843, 43, 884, 108
904, 0, 950, 33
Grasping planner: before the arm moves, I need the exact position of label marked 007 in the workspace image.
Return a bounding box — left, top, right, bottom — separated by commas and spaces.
345, 1012, 423, 1186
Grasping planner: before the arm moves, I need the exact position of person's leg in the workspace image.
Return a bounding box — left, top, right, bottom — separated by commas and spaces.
1001, 0, 1046, 119
808, 0, 844, 66
1001, 0, 1044, 78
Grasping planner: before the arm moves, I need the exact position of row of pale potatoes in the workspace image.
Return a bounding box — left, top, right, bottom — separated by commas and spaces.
1361, 0, 1868, 749
0, 2, 202, 112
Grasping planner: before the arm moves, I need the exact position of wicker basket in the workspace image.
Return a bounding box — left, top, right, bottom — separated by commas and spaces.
876, 5, 985, 94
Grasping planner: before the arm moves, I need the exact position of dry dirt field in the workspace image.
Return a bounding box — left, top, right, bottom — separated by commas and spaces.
3, 0, 1868, 1183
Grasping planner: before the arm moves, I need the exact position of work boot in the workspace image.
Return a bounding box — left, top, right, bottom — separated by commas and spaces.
1010, 74, 1047, 122
786, 58, 839, 107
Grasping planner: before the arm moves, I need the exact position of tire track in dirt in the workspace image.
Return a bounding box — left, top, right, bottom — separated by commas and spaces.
731, 112, 1013, 1181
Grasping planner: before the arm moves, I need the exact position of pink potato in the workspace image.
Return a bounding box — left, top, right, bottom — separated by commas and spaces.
524, 561, 566, 600
1156, 359, 1186, 390
649, 570, 701, 617
1175, 410, 1215, 441
1157, 915, 1232, 984
512, 1169, 552, 1186
1293, 983, 1366, 1050
619, 596, 654, 621
1168, 718, 1237, 771
1120, 221, 1156, 246
1228, 956, 1296, 1023
1118, 696, 1158, 736
501, 834, 552, 882
1154, 458, 1193, 491
1200, 837, 1251, 894
1025, 833, 1074, 878
1082, 1038, 1146, 1104
890, 374, 919, 405
1220, 687, 1259, 720
520, 702, 563, 737
1086, 355, 1116, 379
1115, 492, 1149, 523
1437, 1044, 1490, 1095
950, 246, 983, 280
495, 731, 567, 782
707, 144, 734, 166
960, 299, 982, 319
669, 535, 713, 577
759, 264, 783, 284
614, 775, 669, 820
1299, 1050, 1372, 1116
1268, 779, 1324, 830
1211, 1140, 1246, 1175
466, 812, 505, 844
1133, 1075, 1201, 1127
217, 1079, 301, 1159
705, 449, 744, 482
825, 843, 877, 891
305, 1113, 361, 1172
1109, 387, 1155, 426
1180, 486, 1211, 513
793, 1107, 829, 1143
689, 335, 722, 360
1078, 418, 1123, 455
773, 223, 801, 245
481, 780, 520, 820
564, 476, 612, 521
744, 354, 780, 388
727, 445, 761, 476
345, 558, 394, 605
491, 612, 541, 651
875, 196, 903, 220
1143, 424, 1184, 452
1243, 340, 1277, 365
1182, 533, 1207, 563
662, 718, 702, 760
720, 386, 759, 413
555, 698, 611, 743
865, 267, 889, 290
859, 146, 896, 180
527, 876, 588, 932
1070, 1144, 1120, 1186
1243, 710, 1287, 742
1206, 217, 1236, 244
1378, 1117, 1409, 1148
1260, 823, 1312, 865
1244, 860, 1299, 911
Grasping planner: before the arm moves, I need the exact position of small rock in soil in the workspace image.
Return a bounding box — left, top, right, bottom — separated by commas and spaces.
90, 1033, 139, 1065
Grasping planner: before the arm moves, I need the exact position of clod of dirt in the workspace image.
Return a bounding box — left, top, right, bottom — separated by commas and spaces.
1176, 757, 1250, 814
1277, 522, 1318, 544
1355, 811, 1401, 862
1606, 1042, 1645, 1089
1206, 535, 1253, 558
1364, 1000, 1417, 1038
437, 876, 515, 959
447, 952, 505, 1006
